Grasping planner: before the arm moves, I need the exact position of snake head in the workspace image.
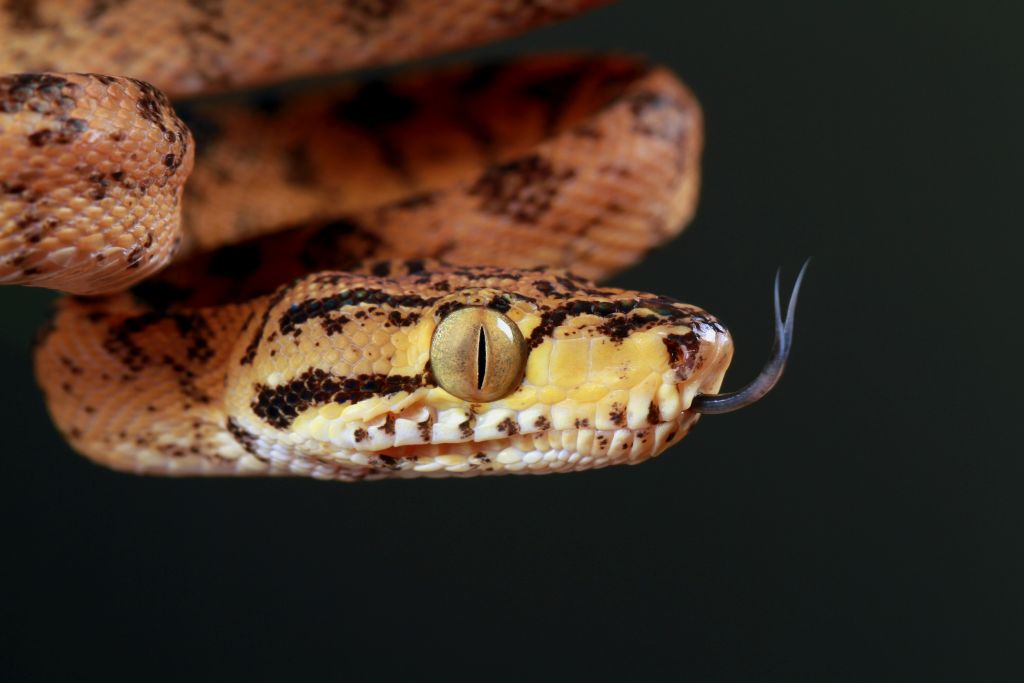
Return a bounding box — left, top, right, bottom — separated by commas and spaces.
223, 261, 734, 479
35, 260, 807, 480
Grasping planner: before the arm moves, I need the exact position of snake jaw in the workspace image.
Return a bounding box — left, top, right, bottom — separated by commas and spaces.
277, 398, 701, 479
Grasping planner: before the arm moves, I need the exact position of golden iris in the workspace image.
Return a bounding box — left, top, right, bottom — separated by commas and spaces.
430, 307, 526, 402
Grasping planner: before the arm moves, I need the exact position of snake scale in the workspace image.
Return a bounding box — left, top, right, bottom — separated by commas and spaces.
1, 0, 803, 481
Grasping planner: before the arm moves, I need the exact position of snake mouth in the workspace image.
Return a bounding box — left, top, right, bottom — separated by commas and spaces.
282, 377, 717, 478
361, 413, 702, 476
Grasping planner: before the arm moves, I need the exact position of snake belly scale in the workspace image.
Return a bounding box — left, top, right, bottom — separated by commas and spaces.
2, 0, 799, 480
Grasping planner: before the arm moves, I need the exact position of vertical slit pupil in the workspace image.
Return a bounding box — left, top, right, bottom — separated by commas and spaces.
477, 326, 487, 391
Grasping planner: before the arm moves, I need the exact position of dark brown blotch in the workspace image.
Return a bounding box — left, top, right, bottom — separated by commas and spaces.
497, 417, 519, 435
469, 154, 575, 224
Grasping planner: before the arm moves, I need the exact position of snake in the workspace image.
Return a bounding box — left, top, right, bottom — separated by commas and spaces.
1, 0, 804, 481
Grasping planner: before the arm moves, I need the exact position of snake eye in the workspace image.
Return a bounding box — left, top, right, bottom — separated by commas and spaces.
430, 307, 527, 402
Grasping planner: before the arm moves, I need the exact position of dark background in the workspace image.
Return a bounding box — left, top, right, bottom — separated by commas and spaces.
2, 1, 1022, 680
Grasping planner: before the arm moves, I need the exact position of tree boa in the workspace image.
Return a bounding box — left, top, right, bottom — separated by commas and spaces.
0, 0, 803, 480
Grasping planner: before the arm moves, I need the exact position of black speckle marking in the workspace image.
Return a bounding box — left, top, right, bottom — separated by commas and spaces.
58, 355, 84, 376
278, 287, 436, 338
497, 417, 519, 435
387, 310, 420, 327
240, 283, 295, 366
101, 313, 158, 372
663, 333, 700, 381
251, 369, 429, 430
125, 244, 146, 269
526, 295, 698, 349
26, 117, 87, 146
417, 415, 433, 441
2, 75, 90, 150
227, 417, 267, 460
596, 313, 660, 341
469, 154, 575, 224
434, 300, 467, 321
487, 295, 512, 313
374, 453, 403, 470
129, 78, 190, 173
0, 74, 78, 115
88, 172, 110, 200
101, 311, 214, 404
320, 314, 350, 336
131, 78, 173, 131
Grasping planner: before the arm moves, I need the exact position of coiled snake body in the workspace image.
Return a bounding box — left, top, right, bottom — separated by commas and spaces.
2, 1, 800, 480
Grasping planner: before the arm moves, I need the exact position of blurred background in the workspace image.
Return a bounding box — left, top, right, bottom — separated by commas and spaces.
2, 1, 1021, 680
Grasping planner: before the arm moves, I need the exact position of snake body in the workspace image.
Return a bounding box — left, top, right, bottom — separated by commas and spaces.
3, 1, 761, 480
